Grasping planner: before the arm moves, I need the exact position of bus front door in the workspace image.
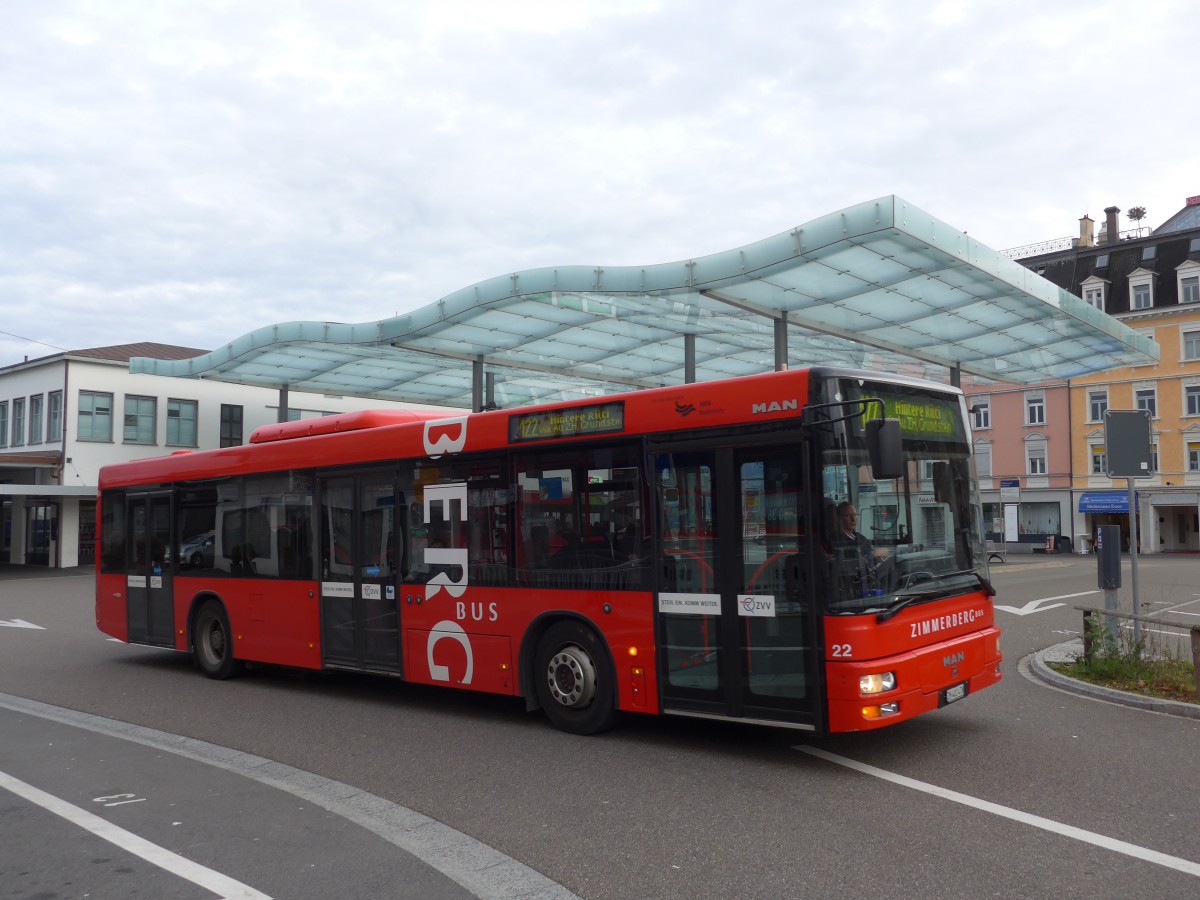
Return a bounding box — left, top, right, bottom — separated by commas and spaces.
319, 472, 403, 673
653, 447, 819, 729
125, 491, 175, 647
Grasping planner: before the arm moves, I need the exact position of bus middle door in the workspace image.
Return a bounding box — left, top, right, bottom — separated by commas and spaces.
653, 446, 818, 729
319, 472, 403, 674
125, 490, 175, 647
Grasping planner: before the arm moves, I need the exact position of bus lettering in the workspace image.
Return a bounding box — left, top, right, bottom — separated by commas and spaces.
424, 481, 468, 523
427, 620, 474, 685
751, 399, 798, 414
456, 601, 499, 622
423, 416, 469, 458
426, 548, 469, 599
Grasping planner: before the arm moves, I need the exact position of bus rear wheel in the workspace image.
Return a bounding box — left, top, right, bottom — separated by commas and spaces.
534, 620, 618, 735
193, 600, 244, 680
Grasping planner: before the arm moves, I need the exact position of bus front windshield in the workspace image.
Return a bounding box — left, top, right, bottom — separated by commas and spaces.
817, 379, 987, 616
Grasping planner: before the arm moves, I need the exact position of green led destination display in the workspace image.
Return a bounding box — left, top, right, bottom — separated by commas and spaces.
509, 401, 626, 443
864, 392, 966, 442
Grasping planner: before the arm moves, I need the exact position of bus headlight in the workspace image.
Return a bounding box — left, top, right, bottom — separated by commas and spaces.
859, 672, 896, 695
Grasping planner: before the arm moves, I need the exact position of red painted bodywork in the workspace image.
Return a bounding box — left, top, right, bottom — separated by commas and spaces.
95, 368, 1000, 732
823, 591, 1002, 732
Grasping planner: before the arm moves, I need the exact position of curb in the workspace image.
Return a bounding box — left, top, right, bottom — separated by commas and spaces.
1027, 641, 1200, 720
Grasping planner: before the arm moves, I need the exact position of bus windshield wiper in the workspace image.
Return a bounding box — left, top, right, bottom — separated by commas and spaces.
875, 569, 995, 623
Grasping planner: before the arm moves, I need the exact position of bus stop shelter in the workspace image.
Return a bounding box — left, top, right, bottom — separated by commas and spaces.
130, 195, 1158, 411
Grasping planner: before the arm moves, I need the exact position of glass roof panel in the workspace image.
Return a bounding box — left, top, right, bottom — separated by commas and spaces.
130, 195, 1158, 409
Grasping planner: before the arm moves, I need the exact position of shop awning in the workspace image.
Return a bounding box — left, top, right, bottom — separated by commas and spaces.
1078, 492, 1131, 513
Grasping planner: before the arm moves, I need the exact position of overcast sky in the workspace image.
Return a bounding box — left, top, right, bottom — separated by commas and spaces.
3, 0, 1196, 365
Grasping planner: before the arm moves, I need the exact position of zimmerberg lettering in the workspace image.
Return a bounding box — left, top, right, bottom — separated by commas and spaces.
909, 608, 983, 638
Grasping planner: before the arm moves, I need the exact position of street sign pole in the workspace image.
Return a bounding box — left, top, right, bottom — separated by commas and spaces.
1128, 478, 1140, 644
1105, 409, 1152, 648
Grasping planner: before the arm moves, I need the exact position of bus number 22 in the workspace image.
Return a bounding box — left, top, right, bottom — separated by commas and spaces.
831, 643, 852, 658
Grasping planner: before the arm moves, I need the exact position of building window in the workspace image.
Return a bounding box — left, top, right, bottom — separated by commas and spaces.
123, 395, 157, 444
0, 401, 7, 447
1150, 442, 1159, 474
220, 404, 244, 447
1188, 385, 1200, 417
11, 398, 25, 447
48, 391, 62, 441
1090, 444, 1107, 475
1184, 330, 1200, 361
974, 440, 992, 478
971, 398, 990, 430
1080, 276, 1107, 311
1183, 275, 1200, 304
167, 399, 198, 447
28, 395, 43, 445
1128, 270, 1155, 310
1135, 387, 1157, 418
79, 391, 114, 442
1026, 394, 1045, 425
1026, 439, 1047, 476
1190, 442, 1200, 473
1088, 390, 1108, 422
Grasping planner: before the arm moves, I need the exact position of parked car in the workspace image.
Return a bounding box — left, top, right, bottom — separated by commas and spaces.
167, 532, 215, 569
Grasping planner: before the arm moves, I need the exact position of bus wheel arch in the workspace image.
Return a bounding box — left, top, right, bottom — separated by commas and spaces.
525, 615, 619, 735
190, 595, 245, 680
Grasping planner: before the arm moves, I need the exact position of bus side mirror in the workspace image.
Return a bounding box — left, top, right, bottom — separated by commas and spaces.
866, 419, 903, 480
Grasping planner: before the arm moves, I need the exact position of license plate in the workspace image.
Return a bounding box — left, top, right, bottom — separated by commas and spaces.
940, 682, 967, 706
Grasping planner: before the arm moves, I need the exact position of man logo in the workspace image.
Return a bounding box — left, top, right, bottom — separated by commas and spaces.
751, 399, 798, 415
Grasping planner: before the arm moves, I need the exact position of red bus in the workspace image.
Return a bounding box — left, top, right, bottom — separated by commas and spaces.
95, 367, 1001, 735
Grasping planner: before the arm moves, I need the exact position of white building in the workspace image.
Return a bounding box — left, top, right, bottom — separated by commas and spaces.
0, 343, 447, 569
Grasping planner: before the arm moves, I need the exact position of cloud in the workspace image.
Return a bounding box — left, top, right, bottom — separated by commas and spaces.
2, 0, 1196, 364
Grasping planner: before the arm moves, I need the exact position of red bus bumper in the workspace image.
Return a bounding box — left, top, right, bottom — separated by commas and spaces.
825, 626, 1002, 732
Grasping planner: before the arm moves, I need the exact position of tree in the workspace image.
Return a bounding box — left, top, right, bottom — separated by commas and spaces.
1127, 206, 1147, 236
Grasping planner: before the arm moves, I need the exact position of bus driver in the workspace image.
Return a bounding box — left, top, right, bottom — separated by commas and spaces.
834, 502, 890, 593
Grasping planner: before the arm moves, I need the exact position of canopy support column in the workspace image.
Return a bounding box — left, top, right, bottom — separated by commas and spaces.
277, 385, 289, 424
950, 365, 961, 388
774, 318, 788, 371
472, 358, 484, 413
684, 334, 696, 383
485, 371, 497, 410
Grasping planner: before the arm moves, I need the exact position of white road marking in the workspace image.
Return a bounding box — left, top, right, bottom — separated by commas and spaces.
1039, 590, 1102, 603
0, 619, 45, 630
795, 746, 1200, 878
0, 769, 271, 899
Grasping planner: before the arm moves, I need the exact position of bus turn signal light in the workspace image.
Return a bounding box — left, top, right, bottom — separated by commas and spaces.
862, 702, 900, 719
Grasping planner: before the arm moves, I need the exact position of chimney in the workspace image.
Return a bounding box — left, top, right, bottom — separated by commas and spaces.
1104, 206, 1121, 244
1078, 215, 1095, 248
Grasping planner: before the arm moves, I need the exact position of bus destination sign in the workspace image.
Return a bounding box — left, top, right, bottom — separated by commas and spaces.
863, 391, 966, 442
509, 401, 626, 443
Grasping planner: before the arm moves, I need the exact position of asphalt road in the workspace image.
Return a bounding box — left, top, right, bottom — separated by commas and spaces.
1, 556, 1198, 899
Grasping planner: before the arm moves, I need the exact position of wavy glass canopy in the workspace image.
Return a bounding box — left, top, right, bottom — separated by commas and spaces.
131, 195, 1158, 409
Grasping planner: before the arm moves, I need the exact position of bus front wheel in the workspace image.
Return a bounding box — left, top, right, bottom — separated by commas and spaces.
534, 620, 618, 735
193, 600, 244, 680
